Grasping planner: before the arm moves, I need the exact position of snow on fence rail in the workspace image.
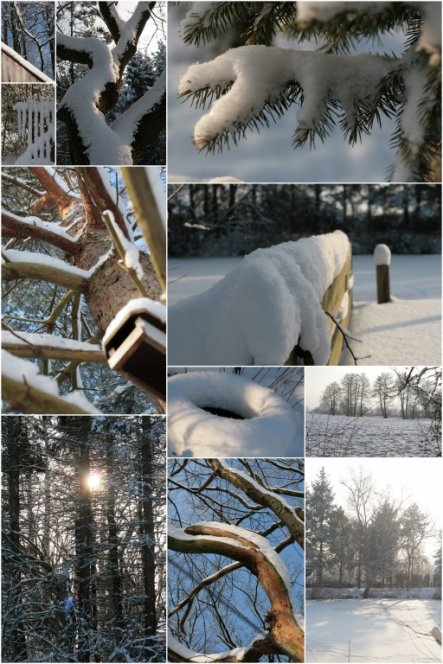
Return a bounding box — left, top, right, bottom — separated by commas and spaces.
169, 230, 353, 366
1, 42, 53, 83
14, 100, 54, 164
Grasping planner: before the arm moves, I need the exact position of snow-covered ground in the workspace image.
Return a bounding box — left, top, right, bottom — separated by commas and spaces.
168, 255, 441, 365
307, 598, 441, 662
306, 413, 440, 456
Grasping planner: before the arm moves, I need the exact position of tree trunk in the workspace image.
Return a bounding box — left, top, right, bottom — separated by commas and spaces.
4, 418, 28, 662
140, 419, 157, 639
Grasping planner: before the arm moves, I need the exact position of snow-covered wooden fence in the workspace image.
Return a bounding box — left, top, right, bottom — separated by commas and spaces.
169, 230, 354, 366
13, 100, 54, 164
287, 247, 353, 365
1, 42, 53, 83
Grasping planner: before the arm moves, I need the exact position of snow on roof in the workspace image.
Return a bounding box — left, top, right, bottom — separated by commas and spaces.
169, 230, 351, 365
103, 297, 166, 345
1, 41, 53, 82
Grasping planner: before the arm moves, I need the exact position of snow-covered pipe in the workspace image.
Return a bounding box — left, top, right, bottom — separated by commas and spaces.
374, 243, 391, 304
168, 371, 302, 457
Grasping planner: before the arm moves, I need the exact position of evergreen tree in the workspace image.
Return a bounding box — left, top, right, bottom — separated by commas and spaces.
177, 2, 441, 181
306, 467, 336, 585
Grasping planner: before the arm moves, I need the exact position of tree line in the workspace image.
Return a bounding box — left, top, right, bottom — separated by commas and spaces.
316, 368, 441, 423
307, 467, 440, 595
2, 416, 166, 663
168, 184, 441, 257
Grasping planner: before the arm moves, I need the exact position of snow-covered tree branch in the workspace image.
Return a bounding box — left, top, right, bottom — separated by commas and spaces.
168, 459, 304, 662
56, 1, 166, 165
1, 166, 165, 414
177, 1, 441, 181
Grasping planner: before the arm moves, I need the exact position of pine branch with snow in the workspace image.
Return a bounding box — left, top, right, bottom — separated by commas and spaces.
178, 1, 441, 181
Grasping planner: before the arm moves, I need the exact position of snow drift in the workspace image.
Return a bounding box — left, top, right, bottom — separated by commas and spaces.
168, 230, 351, 365
168, 372, 301, 457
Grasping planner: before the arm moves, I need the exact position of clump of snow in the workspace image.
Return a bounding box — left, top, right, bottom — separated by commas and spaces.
103, 297, 166, 346
104, 209, 144, 280
179, 45, 394, 150
168, 371, 301, 457
169, 230, 351, 365
1, 350, 100, 413
374, 243, 391, 266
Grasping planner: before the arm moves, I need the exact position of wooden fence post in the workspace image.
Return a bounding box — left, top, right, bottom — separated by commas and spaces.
374, 244, 391, 304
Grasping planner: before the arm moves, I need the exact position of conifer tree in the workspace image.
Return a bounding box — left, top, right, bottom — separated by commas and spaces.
178, 1, 441, 181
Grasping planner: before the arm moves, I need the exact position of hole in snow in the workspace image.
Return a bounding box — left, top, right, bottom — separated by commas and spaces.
200, 405, 246, 420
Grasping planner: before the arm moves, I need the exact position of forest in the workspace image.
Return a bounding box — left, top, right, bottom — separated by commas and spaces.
168, 458, 304, 663
2, 416, 166, 663
307, 466, 440, 593
1, 166, 166, 415
168, 184, 441, 257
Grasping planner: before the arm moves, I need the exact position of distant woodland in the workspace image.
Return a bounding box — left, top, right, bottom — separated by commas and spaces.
168, 184, 441, 257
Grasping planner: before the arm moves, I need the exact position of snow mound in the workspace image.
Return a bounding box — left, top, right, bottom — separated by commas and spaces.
168, 230, 351, 365
374, 243, 391, 266
168, 372, 301, 457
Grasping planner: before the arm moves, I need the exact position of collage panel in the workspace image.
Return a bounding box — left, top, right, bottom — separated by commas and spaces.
168, 457, 304, 662
305, 366, 442, 457
168, 366, 304, 457
168, 182, 441, 367
1, 166, 166, 415
167, 2, 440, 184
1, 1, 55, 83
305, 457, 442, 663
2, 415, 166, 662
55, 1, 166, 166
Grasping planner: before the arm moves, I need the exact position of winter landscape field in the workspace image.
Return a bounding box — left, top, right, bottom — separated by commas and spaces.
307, 597, 441, 662
306, 413, 439, 456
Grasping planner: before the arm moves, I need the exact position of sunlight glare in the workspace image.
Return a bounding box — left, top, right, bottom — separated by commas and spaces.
87, 472, 101, 491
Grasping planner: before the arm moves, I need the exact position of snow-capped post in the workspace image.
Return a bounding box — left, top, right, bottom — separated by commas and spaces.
103, 298, 166, 403
374, 244, 391, 304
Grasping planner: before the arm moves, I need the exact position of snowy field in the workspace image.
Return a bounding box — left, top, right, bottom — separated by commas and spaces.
307, 598, 442, 662
306, 413, 440, 456
168, 255, 441, 365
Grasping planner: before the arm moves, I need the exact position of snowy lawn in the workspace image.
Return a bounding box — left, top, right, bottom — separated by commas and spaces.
306, 413, 441, 457
307, 598, 441, 662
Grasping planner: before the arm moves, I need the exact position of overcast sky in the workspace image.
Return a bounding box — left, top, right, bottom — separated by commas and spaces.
307, 457, 442, 557
168, 4, 406, 182
305, 366, 399, 409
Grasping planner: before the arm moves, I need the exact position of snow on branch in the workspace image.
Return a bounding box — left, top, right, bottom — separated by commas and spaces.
210, 459, 304, 548
2, 249, 91, 290
169, 522, 303, 661
179, 45, 395, 151
168, 633, 272, 663
57, 2, 161, 165
2, 350, 100, 414
2, 209, 80, 254
2, 331, 106, 364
